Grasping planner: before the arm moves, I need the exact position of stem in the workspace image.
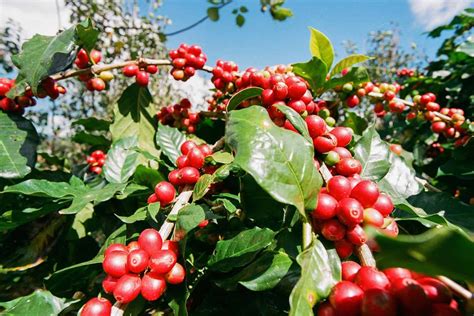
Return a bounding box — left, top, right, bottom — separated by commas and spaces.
200, 111, 227, 120
302, 221, 312, 249
437, 276, 473, 301
355, 244, 377, 267
111, 302, 126, 316
368, 92, 453, 122
159, 186, 193, 241
211, 136, 226, 152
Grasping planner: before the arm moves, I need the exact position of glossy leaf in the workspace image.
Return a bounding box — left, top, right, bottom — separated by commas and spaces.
193, 174, 214, 201
324, 66, 370, 90
309, 27, 334, 69
209, 152, 234, 164
289, 237, 340, 316
155, 123, 186, 165
208, 227, 276, 272
116, 207, 147, 224
275, 104, 312, 143
227, 87, 263, 111
72, 117, 111, 131
207, 7, 219, 21
226, 106, 322, 218
353, 125, 391, 181
330, 54, 371, 77
103, 136, 140, 184
292, 57, 328, 95
176, 204, 206, 235
0, 290, 77, 315
0, 112, 39, 179
342, 111, 368, 135
72, 131, 110, 146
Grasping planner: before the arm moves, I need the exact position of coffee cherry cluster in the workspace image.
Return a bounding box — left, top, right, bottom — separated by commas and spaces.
122, 64, 158, 87
169, 44, 207, 81
396, 67, 415, 77
87, 150, 106, 175
156, 98, 200, 133
211, 60, 239, 93
317, 263, 460, 316
96, 229, 184, 307
74, 48, 113, 92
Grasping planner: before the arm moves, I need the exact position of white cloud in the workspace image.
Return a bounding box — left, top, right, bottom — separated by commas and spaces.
0, 0, 70, 39
408, 0, 474, 30
169, 73, 213, 110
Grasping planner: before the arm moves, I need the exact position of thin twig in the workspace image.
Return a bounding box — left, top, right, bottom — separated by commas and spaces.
355, 244, 377, 267
200, 111, 227, 120
159, 186, 193, 241
437, 276, 473, 301
111, 302, 126, 316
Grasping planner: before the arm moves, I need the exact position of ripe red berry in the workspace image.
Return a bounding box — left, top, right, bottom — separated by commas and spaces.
314, 134, 338, 153
123, 65, 139, 77
138, 228, 163, 257
361, 288, 397, 316
149, 249, 177, 274
391, 278, 431, 316
312, 193, 338, 220
90, 78, 106, 91
162, 240, 180, 256
383, 220, 399, 238
363, 208, 384, 227
335, 158, 362, 176
89, 49, 102, 64
199, 144, 212, 157
431, 303, 462, 316
154, 181, 176, 206
80, 297, 112, 316
104, 243, 128, 257
341, 261, 361, 282
389, 144, 402, 155
333, 147, 352, 159
147, 193, 159, 204
287, 81, 307, 100
350, 180, 379, 208
355, 266, 391, 291
186, 147, 205, 169
176, 155, 189, 169
329, 281, 364, 316
346, 224, 367, 246
327, 176, 352, 201
136, 71, 150, 86
383, 267, 412, 283
141, 273, 167, 301
372, 193, 393, 217
346, 95, 360, 108
102, 251, 128, 278
431, 121, 447, 133
288, 99, 306, 113
165, 262, 186, 284
102, 275, 118, 294
127, 241, 140, 252
113, 274, 142, 304
146, 65, 158, 74
180, 140, 197, 155
420, 94, 432, 105
418, 277, 452, 304
127, 249, 149, 273
337, 198, 364, 227
335, 238, 354, 258
179, 166, 200, 185
168, 169, 181, 186
305, 115, 327, 138
273, 82, 288, 100
330, 127, 353, 147
316, 302, 336, 316
321, 219, 346, 241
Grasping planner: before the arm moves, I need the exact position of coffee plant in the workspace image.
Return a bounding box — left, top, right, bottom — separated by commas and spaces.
0, 16, 473, 316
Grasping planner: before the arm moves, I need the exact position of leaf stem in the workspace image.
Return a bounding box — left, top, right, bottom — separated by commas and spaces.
302, 221, 312, 249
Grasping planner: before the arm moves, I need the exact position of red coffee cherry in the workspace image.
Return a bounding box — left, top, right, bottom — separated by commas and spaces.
312, 193, 338, 220
199, 144, 212, 157
165, 262, 186, 284
180, 140, 197, 155
102, 251, 128, 278
149, 249, 178, 274
141, 273, 167, 301
154, 181, 176, 206
89, 49, 102, 64
337, 198, 364, 227
391, 278, 431, 316
350, 180, 380, 208
287, 81, 307, 100
346, 95, 360, 108
176, 155, 189, 169
273, 82, 288, 100
431, 303, 462, 316
146, 65, 158, 74
102, 275, 118, 294
138, 228, 163, 257
327, 176, 352, 201
186, 147, 205, 169
168, 169, 181, 186
431, 121, 447, 133
162, 240, 180, 256
179, 167, 200, 185
335, 158, 362, 176
333, 147, 352, 159
372, 193, 394, 217
316, 302, 336, 316
361, 288, 397, 316
330, 127, 353, 147
329, 281, 364, 316
136, 71, 150, 86
147, 193, 159, 204
355, 266, 391, 291
123, 65, 139, 77
335, 238, 354, 258
418, 277, 452, 304
341, 261, 361, 282
90, 78, 106, 91
382, 220, 399, 238
305, 115, 327, 138
383, 267, 412, 283
363, 208, 384, 228
104, 243, 128, 257
127, 241, 140, 252
346, 224, 367, 245
321, 219, 346, 241
127, 249, 150, 273
113, 274, 142, 304
313, 134, 338, 153
80, 297, 112, 316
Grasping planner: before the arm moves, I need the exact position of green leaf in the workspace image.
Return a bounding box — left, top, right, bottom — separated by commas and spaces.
324, 66, 370, 90
226, 107, 322, 218
240, 6, 248, 13
103, 136, 140, 184
309, 27, 334, 69
456, 35, 474, 57
193, 174, 214, 201
216, 251, 294, 291
133, 165, 165, 188
275, 104, 312, 143
209, 151, 234, 164
374, 227, 474, 282
0, 112, 39, 178
270, 6, 293, 21
70, 203, 94, 238
175, 203, 206, 235
289, 237, 340, 315
155, 123, 186, 165
116, 207, 147, 224
208, 227, 276, 272
72, 131, 111, 146
75, 18, 100, 51
207, 7, 220, 21
0, 290, 76, 315
110, 83, 159, 158
72, 117, 111, 131
236, 14, 245, 27
406, 191, 474, 233
292, 57, 328, 95
0, 202, 64, 231
342, 112, 368, 135
330, 54, 371, 77
353, 125, 391, 181
227, 87, 263, 111
147, 202, 161, 223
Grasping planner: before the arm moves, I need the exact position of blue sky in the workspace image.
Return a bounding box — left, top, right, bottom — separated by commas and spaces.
154, 0, 462, 69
